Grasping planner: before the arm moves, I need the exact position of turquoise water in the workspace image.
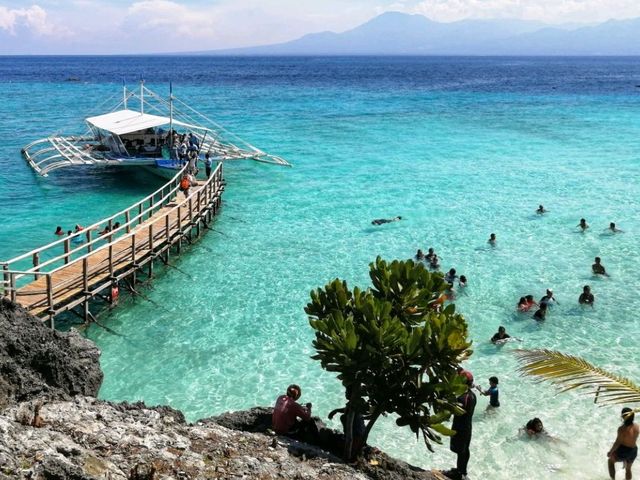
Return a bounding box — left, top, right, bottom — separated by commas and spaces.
2, 57, 640, 479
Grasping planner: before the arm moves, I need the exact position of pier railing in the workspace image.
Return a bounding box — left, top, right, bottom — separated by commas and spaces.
1, 163, 224, 326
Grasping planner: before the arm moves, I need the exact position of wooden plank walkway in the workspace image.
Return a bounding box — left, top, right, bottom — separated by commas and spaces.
1, 164, 224, 327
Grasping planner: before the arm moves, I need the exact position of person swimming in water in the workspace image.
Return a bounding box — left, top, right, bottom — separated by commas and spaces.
536, 205, 548, 215
491, 326, 511, 344
54, 226, 65, 236
533, 303, 548, 321
540, 288, 559, 307
445, 268, 458, 284
415, 249, 425, 261
608, 408, 640, 480
517, 297, 528, 312
372, 216, 402, 226
458, 275, 467, 288
425, 247, 436, 262
578, 218, 589, 232
607, 222, 624, 233
525, 295, 538, 310
579, 285, 595, 306
593, 257, 609, 276
429, 254, 440, 270
488, 233, 496, 246
525, 418, 547, 437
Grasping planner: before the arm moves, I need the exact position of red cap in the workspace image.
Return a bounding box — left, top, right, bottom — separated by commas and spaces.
459, 370, 474, 385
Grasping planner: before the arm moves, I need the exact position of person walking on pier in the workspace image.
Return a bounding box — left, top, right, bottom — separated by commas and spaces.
180, 172, 192, 198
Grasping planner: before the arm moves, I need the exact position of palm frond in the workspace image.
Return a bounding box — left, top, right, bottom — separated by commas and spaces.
514, 349, 640, 406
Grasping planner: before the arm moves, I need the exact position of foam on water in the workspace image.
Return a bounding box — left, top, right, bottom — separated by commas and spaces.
1, 57, 640, 479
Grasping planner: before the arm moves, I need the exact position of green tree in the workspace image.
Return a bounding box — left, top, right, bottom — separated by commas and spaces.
306, 257, 473, 460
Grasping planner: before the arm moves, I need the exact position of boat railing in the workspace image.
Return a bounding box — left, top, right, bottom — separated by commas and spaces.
2, 164, 190, 284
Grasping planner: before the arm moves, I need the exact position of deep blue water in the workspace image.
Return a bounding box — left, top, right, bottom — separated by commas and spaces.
1, 56, 640, 479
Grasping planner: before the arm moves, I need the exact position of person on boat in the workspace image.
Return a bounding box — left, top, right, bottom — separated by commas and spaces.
54, 226, 65, 236
579, 285, 595, 306
488, 233, 496, 246
533, 303, 548, 321
476, 377, 500, 408
371, 216, 402, 226
204, 153, 213, 178
525, 295, 538, 310
447, 370, 476, 480
593, 257, 609, 276
608, 408, 640, 480
608, 222, 624, 233
179, 172, 192, 198
272, 384, 313, 436
178, 142, 188, 165
540, 288, 558, 307
536, 205, 548, 215
491, 326, 510, 344
525, 418, 546, 437
578, 218, 589, 231
445, 268, 458, 285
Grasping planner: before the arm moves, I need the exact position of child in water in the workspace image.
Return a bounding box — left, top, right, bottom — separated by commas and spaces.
476, 377, 500, 408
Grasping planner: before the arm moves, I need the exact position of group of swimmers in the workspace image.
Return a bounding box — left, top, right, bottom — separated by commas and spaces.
53, 221, 121, 242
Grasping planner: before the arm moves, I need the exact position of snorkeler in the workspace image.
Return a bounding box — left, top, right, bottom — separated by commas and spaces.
371, 216, 402, 226
488, 233, 496, 246
536, 205, 548, 215
608, 408, 640, 480
579, 285, 595, 306
578, 218, 589, 231
592, 257, 609, 276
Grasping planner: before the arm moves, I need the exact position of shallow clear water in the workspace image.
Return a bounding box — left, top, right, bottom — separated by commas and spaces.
2, 57, 640, 479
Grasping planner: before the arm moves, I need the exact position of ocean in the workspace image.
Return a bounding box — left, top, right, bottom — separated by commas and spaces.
1, 56, 640, 479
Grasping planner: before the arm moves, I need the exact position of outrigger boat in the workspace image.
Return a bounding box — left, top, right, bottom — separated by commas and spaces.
21, 81, 290, 178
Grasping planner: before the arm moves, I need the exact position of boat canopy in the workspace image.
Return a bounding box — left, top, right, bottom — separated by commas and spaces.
86, 109, 200, 136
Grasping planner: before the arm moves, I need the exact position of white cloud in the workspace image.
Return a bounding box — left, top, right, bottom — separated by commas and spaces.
0, 4, 71, 36
410, 0, 640, 23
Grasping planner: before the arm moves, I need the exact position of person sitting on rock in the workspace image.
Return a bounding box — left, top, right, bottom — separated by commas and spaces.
272, 384, 313, 436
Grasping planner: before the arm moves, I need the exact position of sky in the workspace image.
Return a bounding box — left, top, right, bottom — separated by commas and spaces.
1, 0, 640, 54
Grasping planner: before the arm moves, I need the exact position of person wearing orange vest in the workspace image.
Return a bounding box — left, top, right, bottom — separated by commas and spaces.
179, 173, 192, 198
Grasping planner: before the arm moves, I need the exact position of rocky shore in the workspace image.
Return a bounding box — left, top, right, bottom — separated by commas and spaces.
0, 299, 440, 479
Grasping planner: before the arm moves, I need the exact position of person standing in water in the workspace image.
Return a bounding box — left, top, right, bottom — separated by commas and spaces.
608, 222, 624, 233
536, 205, 548, 215
540, 288, 559, 308
579, 285, 595, 306
488, 233, 496, 246
448, 370, 476, 480
578, 218, 589, 232
593, 257, 610, 276
608, 408, 640, 480
476, 377, 500, 408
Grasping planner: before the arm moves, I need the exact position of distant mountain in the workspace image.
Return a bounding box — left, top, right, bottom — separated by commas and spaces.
201, 12, 640, 56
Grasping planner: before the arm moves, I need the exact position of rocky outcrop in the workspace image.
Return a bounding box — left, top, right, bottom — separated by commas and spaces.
0, 299, 439, 479
0, 299, 103, 410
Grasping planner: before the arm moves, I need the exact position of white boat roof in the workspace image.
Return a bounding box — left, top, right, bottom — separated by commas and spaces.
86, 109, 201, 135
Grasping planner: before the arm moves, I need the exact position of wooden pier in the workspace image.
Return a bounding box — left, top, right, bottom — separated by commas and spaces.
1, 164, 224, 328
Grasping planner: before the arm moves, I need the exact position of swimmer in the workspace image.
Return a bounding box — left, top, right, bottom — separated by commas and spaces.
415, 249, 425, 261
491, 326, 510, 344
429, 254, 440, 270
371, 216, 402, 226
579, 285, 595, 306
517, 297, 528, 312
607, 222, 624, 233
539, 288, 559, 307
536, 205, 548, 215
525, 295, 538, 310
592, 257, 609, 276
458, 275, 467, 288
74, 224, 84, 233
525, 418, 546, 437
425, 247, 436, 262
578, 218, 589, 232
533, 303, 547, 321
445, 268, 458, 284
99, 225, 111, 236
488, 233, 496, 246
54, 226, 64, 236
